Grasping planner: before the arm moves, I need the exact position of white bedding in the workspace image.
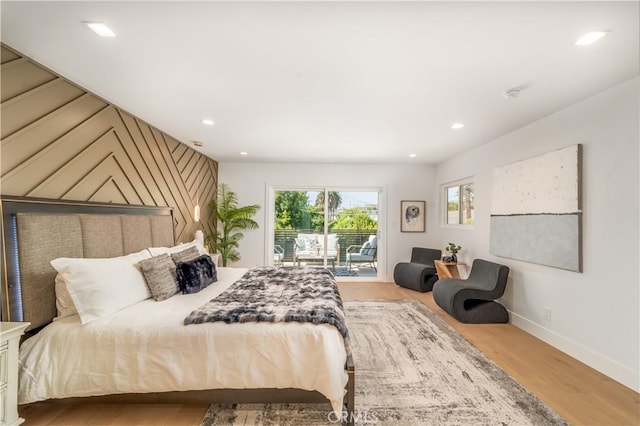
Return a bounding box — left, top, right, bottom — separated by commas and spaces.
18, 267, 348, 412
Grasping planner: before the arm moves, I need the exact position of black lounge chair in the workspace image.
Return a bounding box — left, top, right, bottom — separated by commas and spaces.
393, 247, 442, 292
433, 259, 510, 323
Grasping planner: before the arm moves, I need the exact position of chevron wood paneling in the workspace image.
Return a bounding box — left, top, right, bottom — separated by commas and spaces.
0, 44, 217, 243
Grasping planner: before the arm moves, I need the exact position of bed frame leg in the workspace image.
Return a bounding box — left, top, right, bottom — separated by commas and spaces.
344, 354, 355, 426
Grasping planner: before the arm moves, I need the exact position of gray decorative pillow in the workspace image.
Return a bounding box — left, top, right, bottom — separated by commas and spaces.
139, 253, 179, 301
304, 238, 317, 251
170, 246, 200, 264
359, 241, 372, 256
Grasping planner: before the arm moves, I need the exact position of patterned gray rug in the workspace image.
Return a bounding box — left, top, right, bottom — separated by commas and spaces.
201, 300, 567, 425
332, 267, 359, 277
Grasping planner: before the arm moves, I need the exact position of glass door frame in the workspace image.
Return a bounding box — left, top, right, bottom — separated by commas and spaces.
265, 184, 385, 281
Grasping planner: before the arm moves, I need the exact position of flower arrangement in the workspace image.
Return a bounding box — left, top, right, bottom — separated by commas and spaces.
443, 242, 462, 262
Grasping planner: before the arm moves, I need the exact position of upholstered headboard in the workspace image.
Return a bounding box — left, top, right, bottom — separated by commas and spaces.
1, 196, 175, 331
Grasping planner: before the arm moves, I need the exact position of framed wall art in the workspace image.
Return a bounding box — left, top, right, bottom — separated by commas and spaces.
401, 200, 425, 232
490, 144, 582, 272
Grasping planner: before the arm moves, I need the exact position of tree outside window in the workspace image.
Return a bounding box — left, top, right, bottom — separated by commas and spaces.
445, 182, 474, 225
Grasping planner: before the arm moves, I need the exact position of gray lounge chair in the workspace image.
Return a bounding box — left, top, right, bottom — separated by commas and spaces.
346, 235, 377, 271
433, 259, 510, 323
393, 247, 441, 292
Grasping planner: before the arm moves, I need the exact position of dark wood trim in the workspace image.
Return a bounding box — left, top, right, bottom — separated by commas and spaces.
345, 353, 356, 426
46, 388, 330, 405
0, 195, 173, 214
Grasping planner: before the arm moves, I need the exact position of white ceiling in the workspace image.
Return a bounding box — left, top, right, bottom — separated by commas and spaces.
1, 1, 638, 164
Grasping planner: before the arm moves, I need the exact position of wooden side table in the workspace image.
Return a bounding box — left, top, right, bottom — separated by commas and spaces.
435, 260, 465, 279
1, 322, 30, 426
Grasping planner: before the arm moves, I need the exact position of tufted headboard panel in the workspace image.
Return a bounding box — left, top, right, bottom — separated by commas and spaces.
1, 197, 174, 331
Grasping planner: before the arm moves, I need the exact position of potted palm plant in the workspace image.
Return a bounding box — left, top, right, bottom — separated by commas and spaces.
206, 183, 260, 266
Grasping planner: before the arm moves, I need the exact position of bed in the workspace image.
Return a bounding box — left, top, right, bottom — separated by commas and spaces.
0, 196, 355, 423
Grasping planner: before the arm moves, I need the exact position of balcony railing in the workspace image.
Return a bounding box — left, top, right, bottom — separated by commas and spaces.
274, 229, 377, 264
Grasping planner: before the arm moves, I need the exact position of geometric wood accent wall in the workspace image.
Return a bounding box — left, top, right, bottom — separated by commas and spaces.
0, 44, 217, 243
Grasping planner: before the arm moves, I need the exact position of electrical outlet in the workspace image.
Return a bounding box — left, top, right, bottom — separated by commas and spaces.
544, 307, 551, 321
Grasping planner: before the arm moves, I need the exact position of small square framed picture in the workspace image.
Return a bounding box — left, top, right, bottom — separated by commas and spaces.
401, 200, 425, 232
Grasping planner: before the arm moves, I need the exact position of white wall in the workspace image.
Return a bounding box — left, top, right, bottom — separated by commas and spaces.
219, 162, 438, 281
436, 77, 640, 392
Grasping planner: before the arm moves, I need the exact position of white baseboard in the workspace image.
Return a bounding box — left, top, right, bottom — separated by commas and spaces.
509, 312, 639, 393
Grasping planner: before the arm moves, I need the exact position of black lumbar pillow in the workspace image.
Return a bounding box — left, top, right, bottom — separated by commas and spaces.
176, 255, 217, 294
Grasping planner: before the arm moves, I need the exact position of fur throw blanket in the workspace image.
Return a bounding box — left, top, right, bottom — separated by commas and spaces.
184, 267, 349, 348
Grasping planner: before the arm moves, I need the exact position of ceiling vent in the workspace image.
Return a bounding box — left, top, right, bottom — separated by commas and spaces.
503, 89, 521, 99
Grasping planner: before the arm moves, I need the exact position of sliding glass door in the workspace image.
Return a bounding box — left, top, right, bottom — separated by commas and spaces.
270, 187, 380, 280
273, 188, 327, 268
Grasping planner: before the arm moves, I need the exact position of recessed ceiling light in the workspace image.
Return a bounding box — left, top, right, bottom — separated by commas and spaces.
84, 22, 116, 37
240, 151, 248, 156
574, 31, 608, 46
409, 153, 417, 158
451, 123, 465, 130
201, 119, 215, 126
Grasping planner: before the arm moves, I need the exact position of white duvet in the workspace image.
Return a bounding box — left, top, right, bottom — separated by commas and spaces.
18, 267, 348, 413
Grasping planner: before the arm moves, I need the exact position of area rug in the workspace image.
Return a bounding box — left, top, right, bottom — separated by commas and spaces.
332, 267, 359, 277
201, 300, 567, 425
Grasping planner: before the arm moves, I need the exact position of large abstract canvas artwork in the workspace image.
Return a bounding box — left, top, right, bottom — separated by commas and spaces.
490, 144, 582, 272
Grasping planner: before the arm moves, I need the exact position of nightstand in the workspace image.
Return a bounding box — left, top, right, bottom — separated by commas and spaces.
1, 322, 30, 426
434, 260, 466, 279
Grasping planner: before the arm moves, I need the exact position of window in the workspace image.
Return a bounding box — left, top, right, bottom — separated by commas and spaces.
445, 181, 474, 225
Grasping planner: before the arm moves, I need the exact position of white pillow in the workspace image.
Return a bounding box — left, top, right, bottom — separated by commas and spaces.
53, 274, 77, 320
326, 234, 338, 252
50, 249, 152, 325
148, 239, 208, 257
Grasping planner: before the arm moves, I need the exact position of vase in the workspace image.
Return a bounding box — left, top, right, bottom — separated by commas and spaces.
451, 254, 457, 263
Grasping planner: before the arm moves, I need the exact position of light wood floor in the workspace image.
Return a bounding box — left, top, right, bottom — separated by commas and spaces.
20, 282, 640, 425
